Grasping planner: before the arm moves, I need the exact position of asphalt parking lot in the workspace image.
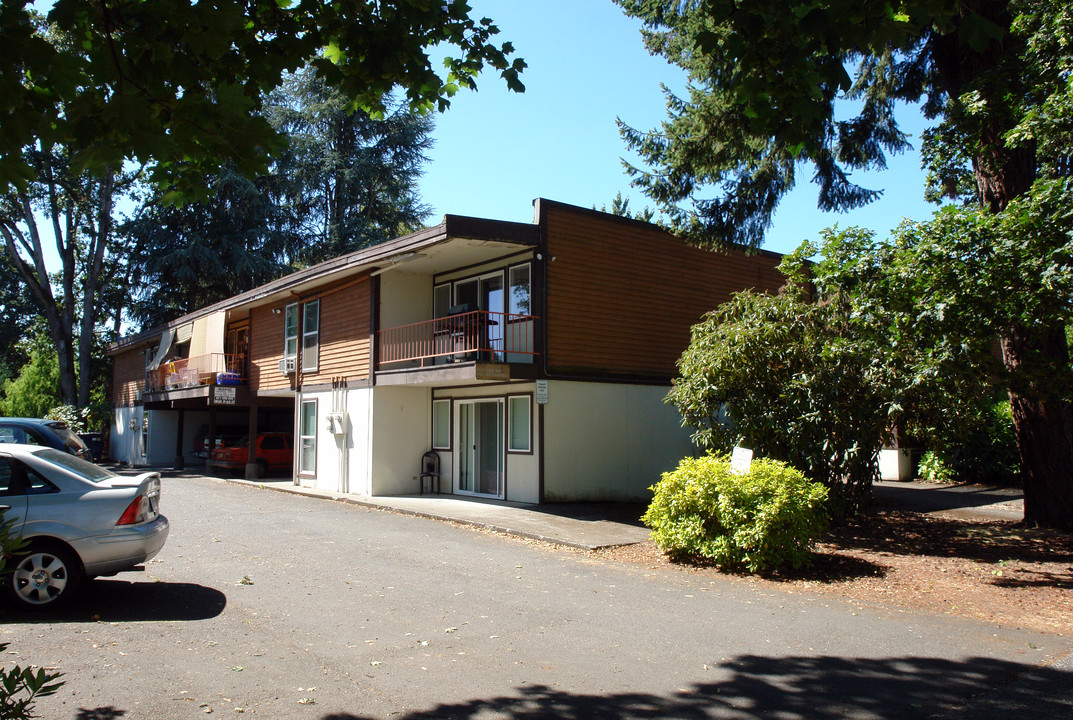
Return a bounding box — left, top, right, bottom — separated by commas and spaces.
2, 472, 1069, 719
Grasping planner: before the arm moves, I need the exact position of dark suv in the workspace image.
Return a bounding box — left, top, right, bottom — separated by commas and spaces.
0, 417, 94, 461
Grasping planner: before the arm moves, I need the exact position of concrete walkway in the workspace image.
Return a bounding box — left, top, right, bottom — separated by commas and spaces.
222, 476, 653, 550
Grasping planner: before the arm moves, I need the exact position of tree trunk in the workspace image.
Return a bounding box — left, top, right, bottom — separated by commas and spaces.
77, 168, 115, 408
1001, 324, 1073, 530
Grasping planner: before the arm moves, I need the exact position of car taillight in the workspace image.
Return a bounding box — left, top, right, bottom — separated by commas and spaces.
117, 496, 144, 525
117, 480, 160, 525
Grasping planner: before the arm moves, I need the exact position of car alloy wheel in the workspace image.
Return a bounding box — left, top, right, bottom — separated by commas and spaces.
9, 545, 81, 608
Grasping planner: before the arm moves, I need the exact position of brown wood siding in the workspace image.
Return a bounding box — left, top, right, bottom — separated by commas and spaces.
112, 348, 145, 407
545, 204, 786, 379
248, 280, 372, 392
249, 305, 289, 392
303, 280, 371, 382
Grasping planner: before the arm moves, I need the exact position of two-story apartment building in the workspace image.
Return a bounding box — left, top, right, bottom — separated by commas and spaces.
108, 199, 785, 502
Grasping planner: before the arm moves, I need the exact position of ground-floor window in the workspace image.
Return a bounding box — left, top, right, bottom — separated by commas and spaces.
507, 395, 531, 453
299, 399, 317, 475
432, 399, 450, 450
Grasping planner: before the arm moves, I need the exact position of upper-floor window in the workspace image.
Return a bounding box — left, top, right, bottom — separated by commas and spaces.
433, 284, 451, 319
284, 303, 299, 360
284, 300, 320, 371
508, 264, 531, 316
302, 300, 320, 372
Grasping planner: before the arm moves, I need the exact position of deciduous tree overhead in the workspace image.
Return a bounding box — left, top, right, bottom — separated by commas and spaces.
617, 0, 1073, 528
1, 0, 525, 200
1, 1, 522, 415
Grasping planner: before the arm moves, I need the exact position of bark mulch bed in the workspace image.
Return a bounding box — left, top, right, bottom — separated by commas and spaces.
596, 511, 1073, 636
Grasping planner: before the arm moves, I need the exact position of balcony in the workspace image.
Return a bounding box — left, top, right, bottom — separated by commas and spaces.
145, 353, 247, 393
378, 311, 538, 369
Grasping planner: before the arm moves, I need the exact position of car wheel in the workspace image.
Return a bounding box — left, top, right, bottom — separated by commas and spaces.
5, 543, 83, 609
255, 459, 268, 478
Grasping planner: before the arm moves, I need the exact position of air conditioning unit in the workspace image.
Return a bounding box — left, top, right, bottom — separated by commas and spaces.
278, 357, 296, 375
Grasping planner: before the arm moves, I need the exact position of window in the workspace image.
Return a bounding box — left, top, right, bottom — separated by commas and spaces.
508, 395, 531, 452
299, 400, 317, 475
284, 303, 299, 360
261, 435, 285, 451
433, 284, 451, 318
508, 264, 531, 316
302, 300, 320, 371
432, 399, 451, 450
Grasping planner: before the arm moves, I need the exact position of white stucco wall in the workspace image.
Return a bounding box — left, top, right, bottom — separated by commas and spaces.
379, 271, 432, 330
111, 406, 141, 465
879, 448, 915, 481
370, 385, 431, 495
297, 387, 372, 494
542, 380, 695, 501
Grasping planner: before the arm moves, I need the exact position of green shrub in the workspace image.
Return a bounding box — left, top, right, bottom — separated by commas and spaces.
918, 450, 956, 484
643, 454, 830, 573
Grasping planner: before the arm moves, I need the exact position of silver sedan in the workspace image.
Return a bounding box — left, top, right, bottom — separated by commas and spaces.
1, 445, 170, 609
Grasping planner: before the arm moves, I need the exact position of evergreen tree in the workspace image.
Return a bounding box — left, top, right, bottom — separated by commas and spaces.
264, 66, 434, 266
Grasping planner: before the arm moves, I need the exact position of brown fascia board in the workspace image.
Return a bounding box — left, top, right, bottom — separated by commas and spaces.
108, 214, 538, 355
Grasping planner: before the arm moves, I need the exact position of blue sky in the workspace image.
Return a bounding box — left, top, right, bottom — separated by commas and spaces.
421, 0, 939, 256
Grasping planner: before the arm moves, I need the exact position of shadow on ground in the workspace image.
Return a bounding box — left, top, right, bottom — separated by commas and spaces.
829, 511, 1073, 566
1, 579, 226, 623
313, 654, 1072, 720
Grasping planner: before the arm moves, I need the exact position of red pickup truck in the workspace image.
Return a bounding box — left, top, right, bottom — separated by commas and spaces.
207, 432, 293, 478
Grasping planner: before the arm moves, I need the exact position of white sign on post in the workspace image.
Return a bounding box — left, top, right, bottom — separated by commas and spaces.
731, 446, 753, 475
535, 379, 549, 405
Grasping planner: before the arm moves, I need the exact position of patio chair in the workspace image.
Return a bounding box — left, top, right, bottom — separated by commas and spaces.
419, 451, 441, 495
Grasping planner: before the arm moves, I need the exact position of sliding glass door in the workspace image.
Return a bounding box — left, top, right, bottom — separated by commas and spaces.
456, 399, 504, 497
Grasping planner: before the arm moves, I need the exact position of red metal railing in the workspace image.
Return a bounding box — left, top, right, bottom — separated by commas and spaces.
145, 353, 246, 392
378, 311, 538, 367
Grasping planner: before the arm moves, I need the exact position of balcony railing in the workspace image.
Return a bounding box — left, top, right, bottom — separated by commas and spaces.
378, 311, 538, 368
146, 353, 247, 393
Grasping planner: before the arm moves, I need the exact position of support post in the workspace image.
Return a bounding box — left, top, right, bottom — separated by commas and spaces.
244, 399, 260, 480
173, 409, 185, 469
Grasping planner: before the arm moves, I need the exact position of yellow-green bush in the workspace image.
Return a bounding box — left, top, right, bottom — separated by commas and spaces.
643, 454, 829, 572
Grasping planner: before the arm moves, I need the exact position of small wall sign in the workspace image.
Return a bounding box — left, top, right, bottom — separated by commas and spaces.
535, 379, 549, 405
214, 386, 236, 405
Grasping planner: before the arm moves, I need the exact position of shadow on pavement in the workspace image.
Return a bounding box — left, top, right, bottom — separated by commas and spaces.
873, 482, 1022, 515
76, 709, 126, 720
529, 502, 649, 527
317, 654, 1073, 720
1, 579, 226, 623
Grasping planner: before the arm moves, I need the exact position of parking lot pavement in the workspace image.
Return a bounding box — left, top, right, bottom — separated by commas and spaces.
874, 479, 1025, 521
6, 470, 1070, 719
